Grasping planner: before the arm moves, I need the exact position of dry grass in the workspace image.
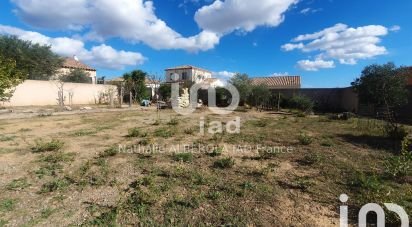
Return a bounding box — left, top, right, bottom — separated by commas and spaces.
0, 109, 410, 226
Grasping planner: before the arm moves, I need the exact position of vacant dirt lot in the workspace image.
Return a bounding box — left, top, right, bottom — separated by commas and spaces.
0, 108, 410, 226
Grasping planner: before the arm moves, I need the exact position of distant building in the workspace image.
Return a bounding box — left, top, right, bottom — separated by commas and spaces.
250, 76, 301, 89
165, 65, 212, 84
59, 56, 97, 84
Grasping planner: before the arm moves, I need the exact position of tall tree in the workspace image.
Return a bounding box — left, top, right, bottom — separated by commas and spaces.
351, 62, 409, 112
123, 70, 149, 103
0, 56, 26, 102
229, 73, 252, 105
0, 35, 62, 80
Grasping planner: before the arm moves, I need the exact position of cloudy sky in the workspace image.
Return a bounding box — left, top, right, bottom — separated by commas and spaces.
0, 0, 410, 87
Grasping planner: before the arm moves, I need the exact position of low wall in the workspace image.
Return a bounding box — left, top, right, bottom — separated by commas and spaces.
274, 87, 359, 113
3, 80, 118, 106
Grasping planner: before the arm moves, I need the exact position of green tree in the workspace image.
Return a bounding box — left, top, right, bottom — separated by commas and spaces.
0, 56, 26, 102
60, 69, 91, 83
229, 73, 252, 105
123, 70, 148, 103
0, 35, 62, 80
351, 62, 409, 111
248, 84, 271, 108
159, 83, 171, 100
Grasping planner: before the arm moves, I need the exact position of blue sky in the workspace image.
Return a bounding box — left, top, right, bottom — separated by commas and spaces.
0, 0, 411, 87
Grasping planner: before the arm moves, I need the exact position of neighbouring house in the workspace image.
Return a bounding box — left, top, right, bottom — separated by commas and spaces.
58, 56, 97, 84
250, 76, 301, 89
165, 65, 212, 84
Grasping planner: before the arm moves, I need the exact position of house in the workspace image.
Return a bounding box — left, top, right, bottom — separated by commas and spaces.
250, 76, 301, 89
59, 56, 97, 84
165, 65, 212, 84
107, 77, 159, 98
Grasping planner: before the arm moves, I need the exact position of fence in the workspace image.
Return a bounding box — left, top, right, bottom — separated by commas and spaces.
2, 80, 118, 107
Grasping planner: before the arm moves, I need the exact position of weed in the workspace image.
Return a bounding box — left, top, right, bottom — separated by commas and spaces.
320, 139, 334, 147
299, 153, 324, 166
6, 178, 30, 191
127, 127, 141, 137
206, 190, 221, 201
154, 128, 174, 138
213, 157, 235, 169
152, 119, 161, 126
0, 219, 7, 226
86, 207, 117, 226
184, 127, 195, 135
99, 147, 118, 158
209, 146, 224, 157
40, 178, 71, 193
173, 153, 193, 163
298, 133, 313, 145
349, 172, 382, 192
40, 208, 54, 219
385, 138, 412, 178
258, 147, 278, 159
19, 128, 32, 132
31, 139, 64, 153
251, 119, 269, 127
0, 135, 15, 142
71, 129, 97, 137
167, 118, 179, 126
0, 199, 16, 212
293, 176, 314, 191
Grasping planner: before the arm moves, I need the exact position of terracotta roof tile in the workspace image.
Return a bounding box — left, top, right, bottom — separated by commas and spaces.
251, 76, 301, 89
62, 57, 96, 71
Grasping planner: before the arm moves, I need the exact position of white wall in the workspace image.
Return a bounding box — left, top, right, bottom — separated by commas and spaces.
3, 80, 117, 106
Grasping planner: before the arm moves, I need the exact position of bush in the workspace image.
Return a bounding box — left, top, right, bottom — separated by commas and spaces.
298, 133, 313, 145
213, 157, 235, 169
32, 139, 64, 153
289, 95, 314, 113
384, 124, 408, 140
209, 147, 224, 157
385, 138, 412, 178
99, 147, 118, 158
167, 118, 179, 126
173, 153, 193, 163
184, 127, 196, 135
154, 128, 174, 138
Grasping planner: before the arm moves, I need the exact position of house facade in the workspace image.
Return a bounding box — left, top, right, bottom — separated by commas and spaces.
165, 65, 212, 84
58, 57, 97, 84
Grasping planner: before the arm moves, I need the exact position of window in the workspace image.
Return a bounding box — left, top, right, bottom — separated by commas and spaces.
182, 72, 188, 80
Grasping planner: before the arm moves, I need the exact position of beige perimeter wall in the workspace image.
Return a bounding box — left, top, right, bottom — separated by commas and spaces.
3, 80, 117, 107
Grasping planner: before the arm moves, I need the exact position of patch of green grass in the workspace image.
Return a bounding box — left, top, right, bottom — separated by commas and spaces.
292, 176, 314, 191
127, 127, 144, 137
0, 135, 16, 142
213, 157, 235, 169
349, 171, 382, 192
86, 207, 117, 226
71, 129, 97, 137
6, 178, 30, 191
173, 153, 193, 163
99, 147, 118, 158
209, 146, 224, 157
35, 152, 74, 178
0, 199, 16, 212
297, 133, 313, 145
40, 208, 54, 219
298, 153, 324, 166
40, 178, 71, 193
31, 139, 64, 153
154, 128, 174, 138
19, 128, 32, 132
320, 139, 334, 147
249, 119, 269, 127
0, 219, 7, 227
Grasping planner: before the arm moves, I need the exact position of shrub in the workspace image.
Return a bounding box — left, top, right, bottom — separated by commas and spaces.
258, 148, 278, 159
299, 153, 324, 165
209, 147, 224, 157
349, 172, 382, 192
385, 138, 412, 178
289, 95, 314, 113
0, 199, 16, 212
40, 178, 71, 193
184, 127, 196, 135
31, 139, 64, 153
213, 157, 235, 169
6, 178, 30, 190
298, 133, 313, 145
384, 124, 408, 140
173, 153, 193, 163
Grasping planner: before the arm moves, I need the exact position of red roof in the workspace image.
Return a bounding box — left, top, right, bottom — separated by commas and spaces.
251, 76, 301, 89
62, 57, 96, 71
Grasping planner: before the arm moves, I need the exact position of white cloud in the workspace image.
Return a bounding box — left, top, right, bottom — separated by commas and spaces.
297, 59, 335, 71
195, 0, 297, 34
11, 0, 220, 52
300, 8, 322, 15
213, 70, 236, 79
0, 25, 145, 70
270, 72, 290, 76
389, 25, 401, 32
282, 23, 391, 69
